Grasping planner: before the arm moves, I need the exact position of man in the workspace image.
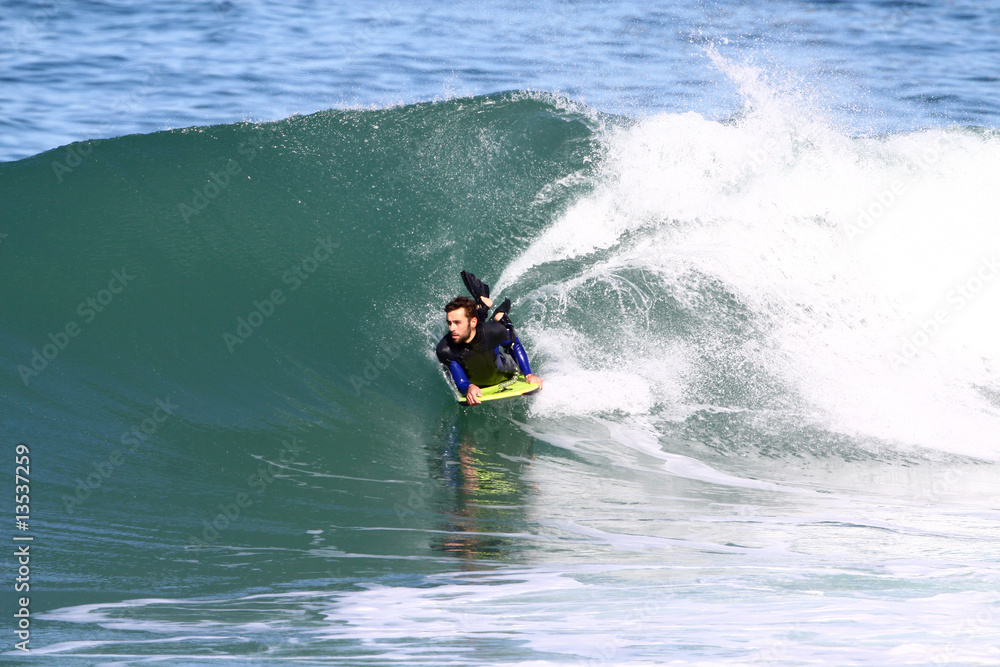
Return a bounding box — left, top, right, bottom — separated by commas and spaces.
436, 290, 543, 406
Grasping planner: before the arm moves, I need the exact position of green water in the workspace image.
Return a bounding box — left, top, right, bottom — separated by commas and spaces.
1, 93, 598, 612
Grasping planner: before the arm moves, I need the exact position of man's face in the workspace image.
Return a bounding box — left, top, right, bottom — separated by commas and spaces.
446, 308, 477, 344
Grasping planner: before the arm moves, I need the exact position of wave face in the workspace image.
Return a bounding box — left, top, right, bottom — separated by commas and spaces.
2, 91, 596, 434
1, 91, 598, 597
3, 87, 1000, 663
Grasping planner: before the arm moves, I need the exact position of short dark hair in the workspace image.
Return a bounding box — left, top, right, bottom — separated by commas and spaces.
445, 296, 477, 321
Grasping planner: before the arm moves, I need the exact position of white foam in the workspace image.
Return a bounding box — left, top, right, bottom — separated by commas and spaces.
507, 53, 1000, 459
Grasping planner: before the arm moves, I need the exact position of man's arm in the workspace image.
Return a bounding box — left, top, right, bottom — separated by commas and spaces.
510, 339, 533, 376
511, 340, 543, 390
504, 331, 543, 391
439, 336, 480, 402
448, 361, 471, 394
448, 362, 485, 405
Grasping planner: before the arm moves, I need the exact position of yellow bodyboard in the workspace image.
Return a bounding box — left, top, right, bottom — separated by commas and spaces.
450, 373, 540, 404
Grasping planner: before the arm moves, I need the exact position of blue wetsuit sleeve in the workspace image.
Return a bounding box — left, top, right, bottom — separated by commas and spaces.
511, 338, 533, 376
449, 361, 471, 394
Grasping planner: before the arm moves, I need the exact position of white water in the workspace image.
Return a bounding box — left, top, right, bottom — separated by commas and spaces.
505, 60, 1000, 460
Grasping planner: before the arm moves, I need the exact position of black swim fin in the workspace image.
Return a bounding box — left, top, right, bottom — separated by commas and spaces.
491, 297, 511, 323
461, 271, 490, 302
461, 271, 492, 321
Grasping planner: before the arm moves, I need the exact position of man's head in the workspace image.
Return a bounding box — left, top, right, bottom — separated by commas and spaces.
445, 296, 478, 344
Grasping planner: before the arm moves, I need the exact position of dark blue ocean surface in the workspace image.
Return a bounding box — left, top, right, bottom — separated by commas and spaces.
2, 0, 999, 161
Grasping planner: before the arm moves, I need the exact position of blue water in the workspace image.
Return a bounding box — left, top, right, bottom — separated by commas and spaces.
4, 0, 999, 162
3, 1, 1000, 665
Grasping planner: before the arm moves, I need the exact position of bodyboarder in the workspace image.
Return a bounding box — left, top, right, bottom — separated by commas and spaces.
436, 272, 543, 406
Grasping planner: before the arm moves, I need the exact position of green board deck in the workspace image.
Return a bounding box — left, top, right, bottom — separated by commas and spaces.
446, 372, 540, 404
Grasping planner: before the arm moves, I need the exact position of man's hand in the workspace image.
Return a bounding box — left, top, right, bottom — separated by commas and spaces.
465, 384, 483, 406
525, 374, 543, 391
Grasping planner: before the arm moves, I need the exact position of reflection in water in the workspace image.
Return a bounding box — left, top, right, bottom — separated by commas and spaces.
430, 410, 538, 565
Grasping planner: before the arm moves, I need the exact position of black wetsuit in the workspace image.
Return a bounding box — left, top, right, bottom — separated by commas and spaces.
436, 320, 533, 393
